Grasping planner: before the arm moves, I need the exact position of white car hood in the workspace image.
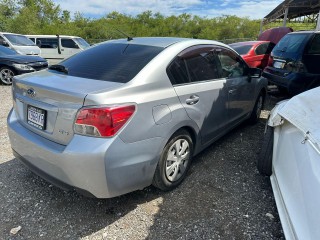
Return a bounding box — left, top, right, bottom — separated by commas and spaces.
277, 87, 320, 147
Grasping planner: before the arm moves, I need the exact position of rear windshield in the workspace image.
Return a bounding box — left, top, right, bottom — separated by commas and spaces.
57, 43, 163, 83
273, 33, 308, 53
230, 44, 252, 55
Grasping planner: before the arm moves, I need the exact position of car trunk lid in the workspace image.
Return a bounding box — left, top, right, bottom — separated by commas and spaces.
12, 71, 123, 145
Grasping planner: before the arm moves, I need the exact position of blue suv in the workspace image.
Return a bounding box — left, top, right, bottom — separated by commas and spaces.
263, 31, 320, 95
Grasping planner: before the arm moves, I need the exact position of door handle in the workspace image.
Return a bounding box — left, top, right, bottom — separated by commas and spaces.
186, 95, 200, 105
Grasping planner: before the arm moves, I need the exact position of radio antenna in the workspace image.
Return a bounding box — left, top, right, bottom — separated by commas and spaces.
115, 29, 133, 41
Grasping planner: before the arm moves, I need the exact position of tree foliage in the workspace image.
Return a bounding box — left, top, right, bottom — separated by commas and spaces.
0, 0, 316, 44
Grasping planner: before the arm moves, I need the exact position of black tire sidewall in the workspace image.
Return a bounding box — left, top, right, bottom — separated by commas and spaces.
257, 126, 274, 176
154, 130, 193, 191
249, 92, 264, 124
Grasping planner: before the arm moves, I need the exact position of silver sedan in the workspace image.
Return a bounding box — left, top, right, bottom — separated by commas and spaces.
7, 37, 267, 198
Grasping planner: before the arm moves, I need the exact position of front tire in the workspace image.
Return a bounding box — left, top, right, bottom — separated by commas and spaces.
0, 67, 15, 85
152, 129, 193, 191
257, 126, 273, 176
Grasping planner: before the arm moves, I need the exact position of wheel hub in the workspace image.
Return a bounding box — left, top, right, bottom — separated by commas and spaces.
165, 139, 189, 182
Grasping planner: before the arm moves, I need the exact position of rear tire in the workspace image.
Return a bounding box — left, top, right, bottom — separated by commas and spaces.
248, 92, 265, 124
152, 129, 193, 191
257, 126, 273, 176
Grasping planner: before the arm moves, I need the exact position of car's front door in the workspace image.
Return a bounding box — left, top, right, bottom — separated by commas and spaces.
216, 47, 255, 126
168, 45, 229, 145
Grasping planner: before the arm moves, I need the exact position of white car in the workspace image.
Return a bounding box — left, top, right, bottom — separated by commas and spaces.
258, 87, 320, 240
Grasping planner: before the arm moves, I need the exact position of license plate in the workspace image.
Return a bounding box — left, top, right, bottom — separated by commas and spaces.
273, 61, 285, 69
27, 105, 46, 130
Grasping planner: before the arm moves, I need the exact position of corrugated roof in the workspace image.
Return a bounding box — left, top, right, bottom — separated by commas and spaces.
264, 0, 320, 24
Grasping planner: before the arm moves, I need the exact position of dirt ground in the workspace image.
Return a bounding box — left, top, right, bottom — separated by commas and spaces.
0, 84, 285, 239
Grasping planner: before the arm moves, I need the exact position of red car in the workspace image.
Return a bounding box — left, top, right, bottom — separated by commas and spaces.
229, 41, 275, 69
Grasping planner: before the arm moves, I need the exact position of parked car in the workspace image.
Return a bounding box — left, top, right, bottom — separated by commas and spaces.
7, 37, 267, 198
0, 32, 41, 56
0, 46, 48, 85
229, 41, 275, 69
27, 35, 90, 64
258, 87, 320, 240
262, 31, 320, 95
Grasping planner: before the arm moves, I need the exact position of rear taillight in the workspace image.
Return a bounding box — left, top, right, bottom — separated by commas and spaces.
74, 105, 135, 137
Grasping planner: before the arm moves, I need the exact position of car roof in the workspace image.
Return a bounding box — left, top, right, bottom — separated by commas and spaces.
288, 31, 319, 35
0, 32, 25, 36
103, 37, 229, 49
26, 35, 83, 38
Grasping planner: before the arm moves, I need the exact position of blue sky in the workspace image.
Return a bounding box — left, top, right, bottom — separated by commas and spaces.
53, 0, 283, 20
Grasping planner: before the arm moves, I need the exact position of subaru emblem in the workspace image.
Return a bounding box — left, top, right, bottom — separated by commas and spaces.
27, 88, 36, 98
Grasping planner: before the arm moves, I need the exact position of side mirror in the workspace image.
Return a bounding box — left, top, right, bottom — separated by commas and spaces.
249, 68, 262, 78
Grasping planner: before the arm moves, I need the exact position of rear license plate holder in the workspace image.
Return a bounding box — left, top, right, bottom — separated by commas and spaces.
27, 105, 46, 130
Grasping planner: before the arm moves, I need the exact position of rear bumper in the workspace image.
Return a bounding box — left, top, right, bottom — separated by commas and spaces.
13, 150, 95, 197
263, 67, 320, 95
7, 109, 162, 198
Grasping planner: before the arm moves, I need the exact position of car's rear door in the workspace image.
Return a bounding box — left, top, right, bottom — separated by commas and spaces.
168, 45, 229, 145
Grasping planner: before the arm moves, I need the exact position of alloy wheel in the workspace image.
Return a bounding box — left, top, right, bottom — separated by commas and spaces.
0, 68, 14, 85
165, 139, 190, 182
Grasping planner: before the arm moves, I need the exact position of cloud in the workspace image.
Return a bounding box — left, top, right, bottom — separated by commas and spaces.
199, 0, 283, 19
53, 0, 283, 19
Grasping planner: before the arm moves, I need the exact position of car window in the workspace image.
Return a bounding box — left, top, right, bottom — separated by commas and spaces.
255, 43, 268, 55
37, 38, 58, 49
307, 34, 320, 54
216, 48, 247, 78
29, 38, 35, 43
74, 38, 90, 49
167, 58, 189, 85
58, 43, 163, 83
61, 39, 79, 49
185, 51, 221, 82
230, 45, 252, 55
167, 45, 222, 85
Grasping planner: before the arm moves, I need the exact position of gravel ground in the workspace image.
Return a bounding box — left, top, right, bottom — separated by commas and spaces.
0, 84, 285, 239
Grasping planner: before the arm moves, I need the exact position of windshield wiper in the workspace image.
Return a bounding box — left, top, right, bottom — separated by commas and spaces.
49, 64, 68, 74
